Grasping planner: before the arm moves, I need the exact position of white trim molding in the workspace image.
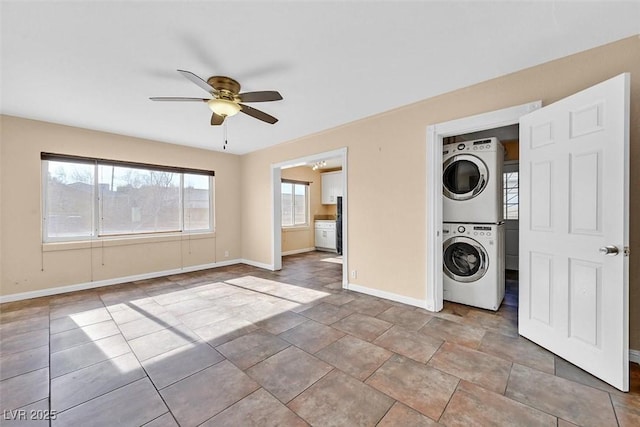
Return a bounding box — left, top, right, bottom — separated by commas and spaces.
347, 282, 429, 310
630, 349, 640, 364
282, 247, 316, 256
240, 258, 275, 271
0, 259, 243, 304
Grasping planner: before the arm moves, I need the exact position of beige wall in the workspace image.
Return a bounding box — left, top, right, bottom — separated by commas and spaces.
0, 116, 242, 297
240, 35, 640, 348
280, 166, 329, 253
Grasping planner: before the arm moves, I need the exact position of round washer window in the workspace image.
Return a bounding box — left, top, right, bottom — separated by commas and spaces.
442, 237, 488, 283
444, 242, 482, 278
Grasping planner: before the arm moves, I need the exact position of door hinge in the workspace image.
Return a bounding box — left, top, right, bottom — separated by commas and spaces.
624, 246, 630, 257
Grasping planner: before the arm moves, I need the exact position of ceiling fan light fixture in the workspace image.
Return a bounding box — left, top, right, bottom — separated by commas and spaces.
207, 99, 241, 117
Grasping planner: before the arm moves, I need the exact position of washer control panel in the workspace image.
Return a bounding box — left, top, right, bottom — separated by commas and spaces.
444, 224, 494, 237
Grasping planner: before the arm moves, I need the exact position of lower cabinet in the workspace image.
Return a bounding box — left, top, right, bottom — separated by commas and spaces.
315, 222, 337, 251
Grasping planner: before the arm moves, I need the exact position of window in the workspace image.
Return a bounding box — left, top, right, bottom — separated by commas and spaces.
503, 170, 519, 220
42, 153, 214, 242
281, 180, 309, 227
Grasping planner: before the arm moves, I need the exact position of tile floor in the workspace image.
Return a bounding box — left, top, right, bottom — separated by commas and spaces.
0, 251, 638, 426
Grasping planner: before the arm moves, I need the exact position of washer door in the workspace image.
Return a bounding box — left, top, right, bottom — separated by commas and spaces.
443, 236, 488, 283
443, 154, 488, 201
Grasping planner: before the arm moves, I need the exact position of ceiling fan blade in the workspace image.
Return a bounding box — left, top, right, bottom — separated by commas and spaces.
149, 97, 209, 102
177, 69, 218, 96
211, 113, 225, 126
238, 91, 283, 103
239, 104, 278, 124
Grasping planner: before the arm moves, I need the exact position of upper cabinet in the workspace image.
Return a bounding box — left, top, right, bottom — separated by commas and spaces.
321, 171, 343, 204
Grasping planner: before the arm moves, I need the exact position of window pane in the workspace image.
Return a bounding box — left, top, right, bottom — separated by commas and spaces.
503, 171, 519, 220
293, 184, 307, 225
45, 161, 95, 239
184, 174, 211, 231
98, 165, 180, 235
505, 172, 519, 188
281, 183, 293, 226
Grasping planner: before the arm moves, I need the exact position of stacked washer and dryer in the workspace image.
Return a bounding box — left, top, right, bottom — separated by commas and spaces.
442, 137, 505, 311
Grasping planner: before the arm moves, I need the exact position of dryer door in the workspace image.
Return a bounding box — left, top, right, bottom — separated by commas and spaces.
443, 236, 488, 283
443, 154, 488, 201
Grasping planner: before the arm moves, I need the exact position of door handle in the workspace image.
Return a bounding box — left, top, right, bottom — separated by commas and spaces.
599, 245, 619, 256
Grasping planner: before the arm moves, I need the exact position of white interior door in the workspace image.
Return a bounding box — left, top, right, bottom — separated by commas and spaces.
519, 73, 630, 391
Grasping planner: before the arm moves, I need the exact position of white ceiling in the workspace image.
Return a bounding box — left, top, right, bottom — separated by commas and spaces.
1, 1, 638, 155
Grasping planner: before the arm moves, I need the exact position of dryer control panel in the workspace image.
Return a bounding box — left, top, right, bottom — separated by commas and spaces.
442, 137, 501, 155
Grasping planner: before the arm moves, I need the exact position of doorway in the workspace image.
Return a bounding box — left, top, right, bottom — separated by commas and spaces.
424, 101, 541, 312
271, 148, 348, 288
427, 73, 632, 392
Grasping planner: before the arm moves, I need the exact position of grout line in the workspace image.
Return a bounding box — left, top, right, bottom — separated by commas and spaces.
139, 411, 174, 427
49, 325, 121, 354
0, 357, 49, 383
283, 367, 335, 408
437, 378, 462, 423
375, 400, 397, 424
608, 392, 621, 427
502, 361, 514, 395
52, 376, 147, 416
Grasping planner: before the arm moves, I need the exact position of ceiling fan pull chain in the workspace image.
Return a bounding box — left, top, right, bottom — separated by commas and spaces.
223, 121, 228, 150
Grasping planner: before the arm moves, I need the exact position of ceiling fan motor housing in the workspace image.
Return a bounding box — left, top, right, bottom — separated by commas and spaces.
207, 76, 241, 99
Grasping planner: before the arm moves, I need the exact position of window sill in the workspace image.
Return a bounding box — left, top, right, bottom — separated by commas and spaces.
282, 226, 310, 232
43, 231, 216, 252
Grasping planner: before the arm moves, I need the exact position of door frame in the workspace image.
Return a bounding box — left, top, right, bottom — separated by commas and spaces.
425, 101, 541, 312
271, 147, 348, 287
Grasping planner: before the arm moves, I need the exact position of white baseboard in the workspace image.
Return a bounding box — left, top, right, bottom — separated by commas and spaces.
282, 247, 316, 256
346, 282, 429, 310
630, 349, 640, 364
0, 259, 243, 304
240, 258, 275, 271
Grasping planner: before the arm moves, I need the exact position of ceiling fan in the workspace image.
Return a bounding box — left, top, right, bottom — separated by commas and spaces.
150, 70, 283, 126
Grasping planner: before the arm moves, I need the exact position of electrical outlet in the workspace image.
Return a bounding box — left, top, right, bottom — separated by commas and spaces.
224, 250, 229, 258
351, 270, 357, 279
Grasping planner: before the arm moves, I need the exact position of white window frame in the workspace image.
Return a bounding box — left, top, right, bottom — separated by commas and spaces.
281, 181, 309, 228
42, 155, 214, 243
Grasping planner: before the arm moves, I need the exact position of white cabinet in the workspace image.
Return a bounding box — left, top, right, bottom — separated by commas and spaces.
321, 171, 343, 205
315, 221, 337, 251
